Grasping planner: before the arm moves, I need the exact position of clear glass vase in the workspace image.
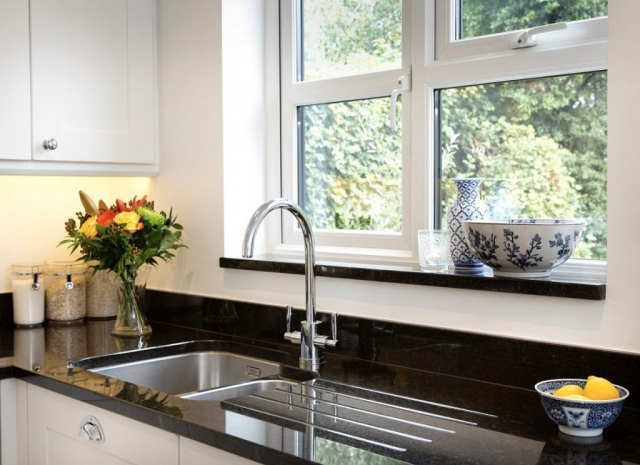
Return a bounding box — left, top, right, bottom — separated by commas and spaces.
111, 266, 151, 338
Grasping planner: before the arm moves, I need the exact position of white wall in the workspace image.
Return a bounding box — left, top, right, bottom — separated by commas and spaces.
147, 0, 639, 354
0, 1, 637, 355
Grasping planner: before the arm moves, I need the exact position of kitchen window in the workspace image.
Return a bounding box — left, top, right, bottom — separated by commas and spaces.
277, 0, 608, 264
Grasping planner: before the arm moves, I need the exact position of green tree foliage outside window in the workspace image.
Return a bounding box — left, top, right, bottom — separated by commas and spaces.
302, 0, 402, 81
461, 0, 608, 39
440, 72, 607, 259
302, 98, 402, 232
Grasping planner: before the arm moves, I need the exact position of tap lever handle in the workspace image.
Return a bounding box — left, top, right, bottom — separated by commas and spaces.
284, 305, 302, 344
331, 312, 337, 342
286, 305, 292, 333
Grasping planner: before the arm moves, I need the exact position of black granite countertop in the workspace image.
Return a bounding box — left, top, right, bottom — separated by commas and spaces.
1, 318, 638, 465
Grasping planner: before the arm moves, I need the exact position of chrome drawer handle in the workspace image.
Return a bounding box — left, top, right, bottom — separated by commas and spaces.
79, 415, 104, 442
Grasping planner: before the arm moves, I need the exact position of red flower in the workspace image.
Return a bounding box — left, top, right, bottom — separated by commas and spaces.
116, 199, 130, 213
97, 209, 116, 226
115, 195, 148, 213
131, 195, 148, 210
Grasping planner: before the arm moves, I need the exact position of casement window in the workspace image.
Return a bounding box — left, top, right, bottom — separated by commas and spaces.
277, 0, 608, 263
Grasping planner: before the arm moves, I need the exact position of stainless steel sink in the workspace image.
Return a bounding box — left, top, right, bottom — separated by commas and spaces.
89, 351, 281, 395
72, 341, 312, 402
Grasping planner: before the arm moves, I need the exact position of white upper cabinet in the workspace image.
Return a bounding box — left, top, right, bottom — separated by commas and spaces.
0, 0, 158, 175
30, 0, 156, 166
0, 0, 31, 161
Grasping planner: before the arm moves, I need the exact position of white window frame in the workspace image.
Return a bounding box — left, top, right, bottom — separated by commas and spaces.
272, 0, 608, 269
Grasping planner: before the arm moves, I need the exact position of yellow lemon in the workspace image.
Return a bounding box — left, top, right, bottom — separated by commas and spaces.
584, 376, 620, 400
564, 394, 591, 401
553, 385, 585, 398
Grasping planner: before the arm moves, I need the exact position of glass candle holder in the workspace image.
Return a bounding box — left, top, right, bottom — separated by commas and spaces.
418, 230, 451, 270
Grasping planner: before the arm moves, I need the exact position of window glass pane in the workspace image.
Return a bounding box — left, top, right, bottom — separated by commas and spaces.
300, 97, 402, 232
460, 0, 608, 39
437, 72, 607, 259
301, 0, 402, 81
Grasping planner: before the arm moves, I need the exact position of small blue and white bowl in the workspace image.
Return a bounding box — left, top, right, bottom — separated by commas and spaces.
535, 379, 629, 437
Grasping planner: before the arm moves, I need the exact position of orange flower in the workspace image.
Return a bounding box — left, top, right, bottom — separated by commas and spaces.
97, 209, 115, 226
114, 212, 144, 233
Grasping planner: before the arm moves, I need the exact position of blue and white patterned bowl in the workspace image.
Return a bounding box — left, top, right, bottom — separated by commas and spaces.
535, 379, 629, 437
461, 219, 585, 278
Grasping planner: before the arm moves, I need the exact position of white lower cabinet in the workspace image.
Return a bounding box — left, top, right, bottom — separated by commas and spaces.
180, 437, 260, 465
27, 384, 179, 465
23, 382, 261, 465
1, 379, 28, 465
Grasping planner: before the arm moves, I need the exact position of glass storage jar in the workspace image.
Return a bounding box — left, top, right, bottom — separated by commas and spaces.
45, 261, 87, 324
11, 263, 45, 327
86, 266, 119, 319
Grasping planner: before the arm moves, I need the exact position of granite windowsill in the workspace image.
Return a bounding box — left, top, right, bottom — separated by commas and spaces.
220, 255, 606, 300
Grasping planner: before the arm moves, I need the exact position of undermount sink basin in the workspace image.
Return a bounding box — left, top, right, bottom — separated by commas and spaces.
72, 341, 303, 401
89, 352, 281, 395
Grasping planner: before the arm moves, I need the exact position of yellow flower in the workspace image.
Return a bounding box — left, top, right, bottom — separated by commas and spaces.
78, 217, 98, 238
114, 211, 144, 233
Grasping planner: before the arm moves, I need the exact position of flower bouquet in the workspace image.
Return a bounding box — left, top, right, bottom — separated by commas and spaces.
61, 191, 186, 337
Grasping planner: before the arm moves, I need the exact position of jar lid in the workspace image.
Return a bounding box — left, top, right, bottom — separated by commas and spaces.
45, 261, 88, 276
12, 263, 45, 276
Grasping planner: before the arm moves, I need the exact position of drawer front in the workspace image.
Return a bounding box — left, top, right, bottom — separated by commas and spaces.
27, 384, 179, 465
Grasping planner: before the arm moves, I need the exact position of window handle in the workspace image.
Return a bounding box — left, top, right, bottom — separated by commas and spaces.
511, 22, 568, 49
390, 71, 411, 130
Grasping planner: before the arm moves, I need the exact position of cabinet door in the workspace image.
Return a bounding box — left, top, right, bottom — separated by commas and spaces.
30, 0, 155, 164
27, 384, 179, 465
0, 0, 31, 160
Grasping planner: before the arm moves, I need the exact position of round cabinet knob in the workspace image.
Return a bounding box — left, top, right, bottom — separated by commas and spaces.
43, 139, 58, 150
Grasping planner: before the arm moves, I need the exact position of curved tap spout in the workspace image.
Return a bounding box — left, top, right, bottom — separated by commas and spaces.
242, 199, 323, 369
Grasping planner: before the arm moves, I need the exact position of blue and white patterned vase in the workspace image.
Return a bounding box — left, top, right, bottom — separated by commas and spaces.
446, 178, 489, 270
